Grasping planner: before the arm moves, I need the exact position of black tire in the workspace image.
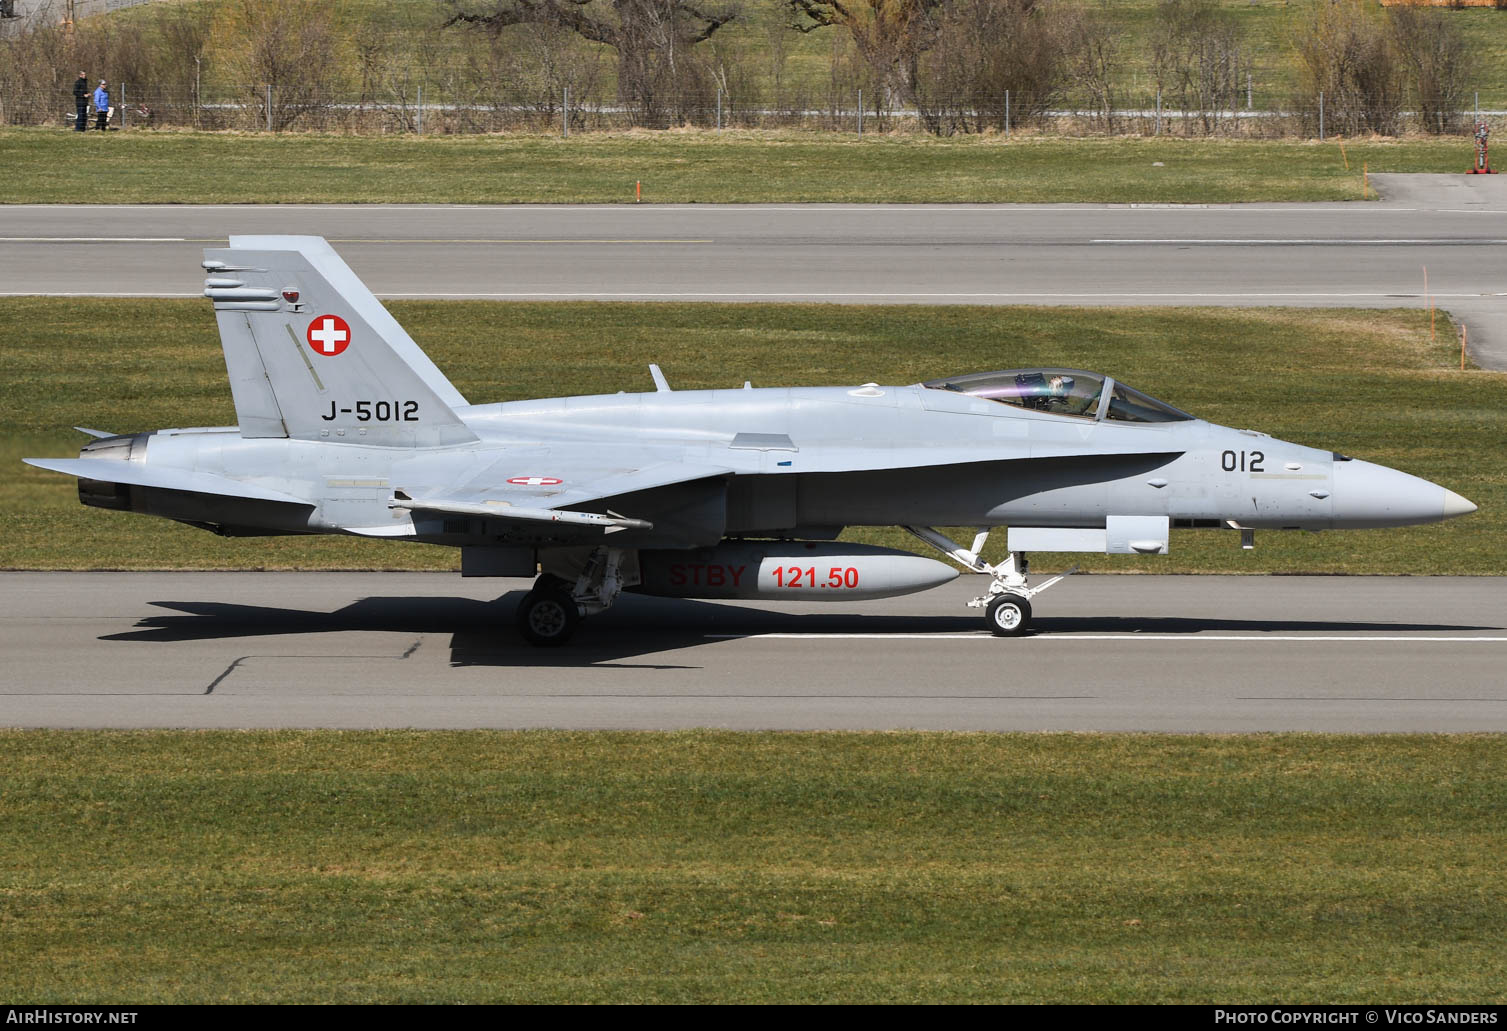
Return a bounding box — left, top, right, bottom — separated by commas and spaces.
985, 594, 1032, 637
516, 584, 580, 646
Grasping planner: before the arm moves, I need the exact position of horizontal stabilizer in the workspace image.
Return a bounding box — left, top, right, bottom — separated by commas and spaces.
23, 458, 310, 506
74, 427, 114, 439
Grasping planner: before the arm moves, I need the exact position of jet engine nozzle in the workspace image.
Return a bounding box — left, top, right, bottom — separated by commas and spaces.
1331, 458, 1477, 529
76, 432, 149, 511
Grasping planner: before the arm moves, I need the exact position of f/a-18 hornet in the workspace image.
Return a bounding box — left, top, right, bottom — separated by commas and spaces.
25, 237, 1477, 644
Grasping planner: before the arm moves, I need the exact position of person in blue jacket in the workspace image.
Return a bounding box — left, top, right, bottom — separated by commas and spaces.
93, 79, 109, 131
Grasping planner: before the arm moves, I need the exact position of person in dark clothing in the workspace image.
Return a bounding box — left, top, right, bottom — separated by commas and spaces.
93, 79, 109, 131
74, 72, 89, 132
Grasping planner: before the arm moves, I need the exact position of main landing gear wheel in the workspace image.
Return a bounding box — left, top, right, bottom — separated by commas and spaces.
986, 594, 1032, 637
516, 582, 581, 647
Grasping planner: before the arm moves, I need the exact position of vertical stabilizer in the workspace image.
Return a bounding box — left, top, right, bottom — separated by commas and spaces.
204, 236, 475, 447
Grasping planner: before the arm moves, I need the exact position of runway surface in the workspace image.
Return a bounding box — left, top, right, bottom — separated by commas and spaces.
4, 174, 1505, 366
3, 572, 1503, 732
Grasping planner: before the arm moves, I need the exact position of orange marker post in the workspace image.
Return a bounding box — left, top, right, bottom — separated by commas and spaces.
1339, 141, 1348, 170
1462, 324, 1467, 372
635, 180, 641, 203
1425, 265, 1434, 341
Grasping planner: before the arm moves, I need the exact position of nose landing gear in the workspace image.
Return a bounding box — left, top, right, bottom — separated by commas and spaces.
903, 526, 1074, 637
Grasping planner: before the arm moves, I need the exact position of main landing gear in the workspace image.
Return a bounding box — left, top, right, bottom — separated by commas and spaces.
903, 527, 1074, 637
515, 575, 580, 646
515, 547, 628, 646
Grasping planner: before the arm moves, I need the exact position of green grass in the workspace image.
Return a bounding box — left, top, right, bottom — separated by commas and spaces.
1, 730, 1504, 1003
5, 298, 1502, 574
0, 129, 1475, 204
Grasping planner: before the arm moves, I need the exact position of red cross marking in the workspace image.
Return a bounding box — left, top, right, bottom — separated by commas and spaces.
306, 314, 351, 356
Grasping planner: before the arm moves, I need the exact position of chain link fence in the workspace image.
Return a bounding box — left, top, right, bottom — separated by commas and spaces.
3, 82, 1503, 137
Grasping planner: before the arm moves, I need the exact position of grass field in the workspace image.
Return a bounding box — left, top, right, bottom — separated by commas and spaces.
5, 298, 1502, 574
0, 129, 1474, 204
1, 730, 1504, 1003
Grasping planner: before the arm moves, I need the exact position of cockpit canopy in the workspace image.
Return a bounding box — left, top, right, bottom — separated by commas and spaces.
922, 368, 1194, 423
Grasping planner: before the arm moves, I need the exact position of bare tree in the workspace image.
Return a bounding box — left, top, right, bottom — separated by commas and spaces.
453, 20, 605, 129
921, 0, 1072, 133
1150, 0, 1249, 134
218, 0, 338, 130
1062, 1, 1120, 132
151, 3, 214, 126
1291, 0, 1402, 136
446, 0, 739, 126
787, 0, 946, 131
1388, 5, 1473, 134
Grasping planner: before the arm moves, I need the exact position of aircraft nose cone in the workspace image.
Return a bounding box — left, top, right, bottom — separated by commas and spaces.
1331, 460, 1476, 528
1443, 489, 1478, 520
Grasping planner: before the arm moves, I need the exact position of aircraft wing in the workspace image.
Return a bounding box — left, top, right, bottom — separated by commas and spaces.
360, 457, 735, 539
22, 458, 311, 506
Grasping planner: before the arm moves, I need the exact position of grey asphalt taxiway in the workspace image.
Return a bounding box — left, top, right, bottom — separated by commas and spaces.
2, 572, 1503, 731
3, 173, 1506, 365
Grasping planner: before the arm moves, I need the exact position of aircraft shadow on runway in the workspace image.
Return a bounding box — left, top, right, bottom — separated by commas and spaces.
100, 594, 1500, 668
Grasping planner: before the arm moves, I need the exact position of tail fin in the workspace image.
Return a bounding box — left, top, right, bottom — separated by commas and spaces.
203, 235, 476, 447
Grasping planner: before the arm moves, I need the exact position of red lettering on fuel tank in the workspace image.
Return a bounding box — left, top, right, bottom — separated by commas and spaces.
730, 565, 745, 588
670, 565, 686, 587
708, 566, 725, 587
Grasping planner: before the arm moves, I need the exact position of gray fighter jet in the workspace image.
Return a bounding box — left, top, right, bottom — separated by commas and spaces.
24, 237, 1477, 644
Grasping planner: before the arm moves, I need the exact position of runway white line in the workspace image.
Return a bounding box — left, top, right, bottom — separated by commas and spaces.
3, 291, 1493, 302
376, 291, 1492, 300
326, 238, 715, 244
1094, 238, 1507, 245
0, 237, 186, 242
22, 203, 1497, 216
707, 633, 1507, 642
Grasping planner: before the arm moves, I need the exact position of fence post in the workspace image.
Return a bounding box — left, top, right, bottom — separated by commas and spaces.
1155, 89, 1161, 136
716, 87, 722, 130
121, 82, 127, 129
1005, 89, 1010, 137
1318, 91, 1324, 141
1475, 91, 1480, 124
416, 85, 423, 135
266, 84, 273, 131
562, 86, 569, 137
1247, 74, 1252, 111
857, 89, 863, 136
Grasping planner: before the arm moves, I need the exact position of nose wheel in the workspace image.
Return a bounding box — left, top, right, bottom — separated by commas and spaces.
986, 594, 1032, 637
